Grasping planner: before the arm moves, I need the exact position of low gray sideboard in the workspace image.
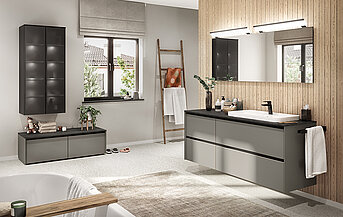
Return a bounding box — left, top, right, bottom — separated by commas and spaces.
18, 127, 106, 165
184, 109, 317, 193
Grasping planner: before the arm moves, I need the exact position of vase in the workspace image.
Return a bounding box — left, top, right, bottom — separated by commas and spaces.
205, 91, 212, 111
87, 111, 92, 121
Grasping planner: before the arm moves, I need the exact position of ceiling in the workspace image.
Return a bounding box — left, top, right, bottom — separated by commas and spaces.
124, 0, 198, 10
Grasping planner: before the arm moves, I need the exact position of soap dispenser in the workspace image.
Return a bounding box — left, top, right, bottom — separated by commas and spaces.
220, 96, 225, 111
215, 99, 221, 112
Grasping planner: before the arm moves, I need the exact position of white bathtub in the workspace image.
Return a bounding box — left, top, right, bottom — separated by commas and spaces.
0, 173, 134, 217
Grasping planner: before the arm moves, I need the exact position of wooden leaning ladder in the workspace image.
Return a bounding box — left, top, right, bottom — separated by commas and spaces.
157, 39, 187, 144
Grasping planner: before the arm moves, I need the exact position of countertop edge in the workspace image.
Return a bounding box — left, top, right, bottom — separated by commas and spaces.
185, 109, 316, 129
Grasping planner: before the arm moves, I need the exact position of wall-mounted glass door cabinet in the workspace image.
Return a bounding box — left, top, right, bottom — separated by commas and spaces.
19, 24, 65, 115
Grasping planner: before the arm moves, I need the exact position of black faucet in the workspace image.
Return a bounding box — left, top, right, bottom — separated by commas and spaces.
261, 100, 273, 115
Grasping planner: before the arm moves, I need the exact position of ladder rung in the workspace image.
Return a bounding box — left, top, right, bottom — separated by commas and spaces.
160, 49, 181, 53
165, 128, 184, 132
161, 68, 184, 71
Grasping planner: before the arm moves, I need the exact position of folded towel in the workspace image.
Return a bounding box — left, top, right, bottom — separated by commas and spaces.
0, 202, 10, 217
38, 121, 56, 128
63, 177, 96, 217
164, 87, 187, 125
305, 126, 327, 179
38, 129, 57, 133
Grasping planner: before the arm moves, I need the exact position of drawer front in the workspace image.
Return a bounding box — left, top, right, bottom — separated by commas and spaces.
216, 146, 284, 191
27, 137, 67, 164
68, 133, 106, 158
185, 138, 215, 169
185, 114, 215, 142
216, 120, 284, 159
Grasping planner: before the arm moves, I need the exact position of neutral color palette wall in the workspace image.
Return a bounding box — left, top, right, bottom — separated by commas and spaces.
199, 0, 343, 203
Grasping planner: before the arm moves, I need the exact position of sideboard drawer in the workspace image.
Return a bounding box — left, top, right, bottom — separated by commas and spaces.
68, 133, 106, 158
27, 137, 67, 164
185, 114, 215, 142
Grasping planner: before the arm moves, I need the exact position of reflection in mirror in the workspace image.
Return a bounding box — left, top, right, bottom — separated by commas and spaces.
212, 27, 313, 83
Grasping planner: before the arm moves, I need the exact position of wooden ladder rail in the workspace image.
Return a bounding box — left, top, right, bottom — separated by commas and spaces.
26, 193, 117, 217
157, 39, 187, 144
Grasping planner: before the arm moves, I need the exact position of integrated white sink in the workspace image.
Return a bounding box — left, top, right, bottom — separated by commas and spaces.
227, 110, 299, 122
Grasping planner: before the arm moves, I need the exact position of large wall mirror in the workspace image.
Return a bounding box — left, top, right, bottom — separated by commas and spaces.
212, 27, 314, 83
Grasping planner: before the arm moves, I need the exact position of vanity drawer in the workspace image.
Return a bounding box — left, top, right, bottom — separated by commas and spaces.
185, 114, 215, 142
185, 138, 215, 169
216, 120, 284, 159
27, 137, 67, 164
216, 146, 284, 192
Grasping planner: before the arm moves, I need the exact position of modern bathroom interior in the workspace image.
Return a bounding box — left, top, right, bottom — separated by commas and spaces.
1, 0, 343, 216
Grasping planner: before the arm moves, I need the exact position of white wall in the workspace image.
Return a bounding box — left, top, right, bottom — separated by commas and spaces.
236, 34, 266, 82
0, 0, 198, 157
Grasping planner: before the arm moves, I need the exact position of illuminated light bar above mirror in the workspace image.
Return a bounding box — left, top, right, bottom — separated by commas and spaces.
253, 19, 307, 33
210, 27, 251, 38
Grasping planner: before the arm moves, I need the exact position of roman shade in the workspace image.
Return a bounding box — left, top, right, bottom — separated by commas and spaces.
79, 0, 145, 37
274, 27, 313, 45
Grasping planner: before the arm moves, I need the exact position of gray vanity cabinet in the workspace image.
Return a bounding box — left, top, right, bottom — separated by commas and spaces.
184, 110, 317, 193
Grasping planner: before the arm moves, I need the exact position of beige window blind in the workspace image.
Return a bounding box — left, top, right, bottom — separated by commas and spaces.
274, 27, 313, 45
80, 0, 145, 37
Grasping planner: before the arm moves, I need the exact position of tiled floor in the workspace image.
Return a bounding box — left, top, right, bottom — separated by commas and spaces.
0, 141, 342, 217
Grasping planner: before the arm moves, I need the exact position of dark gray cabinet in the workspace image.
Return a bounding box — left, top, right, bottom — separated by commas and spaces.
184, 110, 317, 192
212, 38, 238, 81
18, 127, 106, 165
19, 25, 65, 115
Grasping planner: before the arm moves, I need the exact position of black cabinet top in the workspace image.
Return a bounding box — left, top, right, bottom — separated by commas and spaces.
185, 109, 316, 129
18, 127, 106, 140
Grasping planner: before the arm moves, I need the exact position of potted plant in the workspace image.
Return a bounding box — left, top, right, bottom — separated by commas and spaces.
194, 75, 217, 111
78, 105, 101, 130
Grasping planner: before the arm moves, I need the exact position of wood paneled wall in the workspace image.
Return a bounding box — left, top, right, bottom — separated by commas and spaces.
199, 0, 343, 203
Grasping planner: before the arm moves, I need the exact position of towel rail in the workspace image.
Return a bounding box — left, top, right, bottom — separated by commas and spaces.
298, 126, 326, 134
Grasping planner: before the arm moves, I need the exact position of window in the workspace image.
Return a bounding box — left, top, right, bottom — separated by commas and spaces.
83, 37, 139, 101
282, 43, 313, 83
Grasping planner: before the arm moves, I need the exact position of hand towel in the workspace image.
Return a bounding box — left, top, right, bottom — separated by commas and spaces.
305, 126, 327, 179
0, 202, 10, 217
63, 177, 96, 217
163, 87, 187, 125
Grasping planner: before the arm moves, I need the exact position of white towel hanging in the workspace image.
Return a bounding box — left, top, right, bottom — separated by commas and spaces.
305, 126, 327, 179
163, 87, 186, 125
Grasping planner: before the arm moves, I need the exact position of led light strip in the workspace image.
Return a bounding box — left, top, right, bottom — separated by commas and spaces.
253, 19, 307, 33
210, 27, 251, 38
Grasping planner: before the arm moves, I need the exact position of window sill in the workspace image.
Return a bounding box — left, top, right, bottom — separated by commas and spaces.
82, 98, 144, 104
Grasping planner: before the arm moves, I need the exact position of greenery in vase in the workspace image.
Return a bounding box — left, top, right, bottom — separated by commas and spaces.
78, 105, 101, 126
84, 63, 102, 98
117, 56, 135, 96
193, 75, 217, 92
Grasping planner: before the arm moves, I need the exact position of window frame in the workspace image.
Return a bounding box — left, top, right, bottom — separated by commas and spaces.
282, 43, 313, 83
83, 36, 139, 102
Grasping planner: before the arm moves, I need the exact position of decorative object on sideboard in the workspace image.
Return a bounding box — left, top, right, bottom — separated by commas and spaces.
25, 117, 38, 134
38, 121, 56, 133
194, 75, 217, 111
223, 98, 244, 113
78, 105, 101, 131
